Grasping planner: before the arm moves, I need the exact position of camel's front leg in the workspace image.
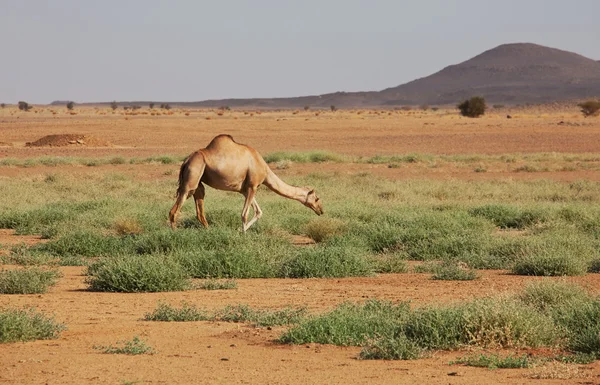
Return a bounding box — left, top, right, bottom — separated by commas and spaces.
241, 188, 257, 232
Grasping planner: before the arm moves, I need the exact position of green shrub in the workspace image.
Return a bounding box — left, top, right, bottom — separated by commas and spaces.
519, 280, 593, 312
94, 336, 154, 355
0, 268, 61, 294
431, 263, 478, 281
280, 300, 410, 346
86, 255, 191, 292
143, 302, 208, 322
198, 279, 238, 290
359, 335, 422, 360
460, 297, 557, 348
303, 218, 346, 243
450, 353, 531, 369
511, 232, 596, 276
554, 301, 600, 356
370, 255, 408, 273
0, 308, 65, 343
280, 246, 372, 278
469, 204, 545, 229
457, 96, 486, 118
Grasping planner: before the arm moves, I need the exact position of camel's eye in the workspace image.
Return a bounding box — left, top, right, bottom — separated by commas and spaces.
316, 197, 320, 202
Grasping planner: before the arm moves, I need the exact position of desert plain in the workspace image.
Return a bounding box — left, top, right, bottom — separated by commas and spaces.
1, 104, 600, 384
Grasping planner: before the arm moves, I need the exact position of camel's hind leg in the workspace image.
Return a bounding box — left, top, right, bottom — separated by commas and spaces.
241, 187, 258, 232
169, 154, 206, 229
193, 183, 209, 228
244, 198, 263, 231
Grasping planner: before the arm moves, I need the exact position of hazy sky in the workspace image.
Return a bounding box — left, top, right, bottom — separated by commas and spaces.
2, 0, 599, 104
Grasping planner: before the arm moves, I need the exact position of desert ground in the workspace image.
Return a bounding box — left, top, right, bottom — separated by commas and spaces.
1, 104, 600, 384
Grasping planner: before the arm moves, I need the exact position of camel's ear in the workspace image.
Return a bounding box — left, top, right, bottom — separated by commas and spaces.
308, 189, 315, 195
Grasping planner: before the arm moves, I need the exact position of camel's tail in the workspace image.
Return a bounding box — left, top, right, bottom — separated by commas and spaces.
176, 155, 191, 197
175, 152, 205, 197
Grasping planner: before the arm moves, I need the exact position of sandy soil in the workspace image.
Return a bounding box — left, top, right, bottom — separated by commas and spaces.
1, 107, 600, 384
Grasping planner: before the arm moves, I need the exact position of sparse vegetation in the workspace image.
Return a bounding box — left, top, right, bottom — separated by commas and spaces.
450, 353, 532, 369
110, 101, 118, 110
303, 218, 346, 243
0, 308, 65, 343
431, 263, 478, 281
144, 302, 306, 327
86, 255, 191, 292
0, 268, 61, 294
66, 101, 75, 110
94, 336, 155, 355
143, 302, 207, 322
198, 279, 238, 290
458, 96, 486, 118
1, 103, 5, 108
149, 103, 155, 109
282, 283, 600, 360
330, 105, 337, 112
578, 100, 600, 117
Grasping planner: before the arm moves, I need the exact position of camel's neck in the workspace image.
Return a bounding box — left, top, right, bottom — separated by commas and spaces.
264, 169, 308, 203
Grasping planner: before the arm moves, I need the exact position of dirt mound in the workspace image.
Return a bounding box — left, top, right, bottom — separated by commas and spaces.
25, 134, 111, 147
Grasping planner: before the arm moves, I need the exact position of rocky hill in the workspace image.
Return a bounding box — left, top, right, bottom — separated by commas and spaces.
86, 43, 600, 108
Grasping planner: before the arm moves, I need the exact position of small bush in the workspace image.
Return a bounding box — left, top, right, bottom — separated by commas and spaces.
198, 279, 237, 290
519, 280, 593, 312
457, 96, 486, 118
280, 246, 372, 278
431, 263, 478, 281
94, 336, 154, 355
360, 335, 422, 360
280, 300, 410, 346
86, 255, 191, 292
66, 101, 75, 110
113, 218, 143, 236
450, 353, 531, 369
303, 218, 346, 243
18, 101, 32, 111
149, 103, 155, 109
512, 254, 588, 276
144, 302, 208, 322
0, 308, 65, 343
578, 100, 600, 117
469, 204, 545, 229
0, 268, 61, 294
370, 255, 408, 274
110, 101, 118, 110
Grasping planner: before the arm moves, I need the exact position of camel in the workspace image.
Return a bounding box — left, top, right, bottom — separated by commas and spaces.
169, 134, 323, 232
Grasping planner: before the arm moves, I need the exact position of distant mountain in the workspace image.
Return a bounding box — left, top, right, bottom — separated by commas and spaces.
377, 43, 600, 105
84, 43, 600, 108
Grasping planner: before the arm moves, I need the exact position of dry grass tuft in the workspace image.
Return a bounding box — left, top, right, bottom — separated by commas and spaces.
114, 218, 144, 236
303, 218, 346, 243
527, 362, 591, 380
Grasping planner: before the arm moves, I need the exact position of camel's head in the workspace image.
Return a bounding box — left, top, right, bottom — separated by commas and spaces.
304, 189, 323, 215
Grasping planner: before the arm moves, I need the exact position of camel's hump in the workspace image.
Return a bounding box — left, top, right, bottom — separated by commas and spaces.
207, 134, 236, 146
